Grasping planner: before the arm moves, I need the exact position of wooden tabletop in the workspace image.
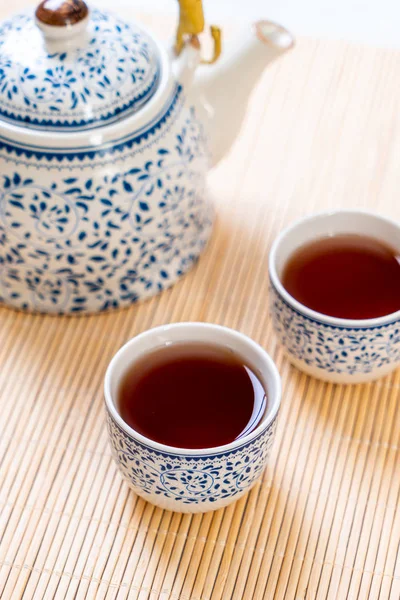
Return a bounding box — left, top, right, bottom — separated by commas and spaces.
0, 3, 400, 599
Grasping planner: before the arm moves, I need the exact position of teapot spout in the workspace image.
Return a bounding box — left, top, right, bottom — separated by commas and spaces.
194, 21, 294, 167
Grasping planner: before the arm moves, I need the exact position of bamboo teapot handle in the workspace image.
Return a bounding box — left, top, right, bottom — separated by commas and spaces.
175, 0, 222, 64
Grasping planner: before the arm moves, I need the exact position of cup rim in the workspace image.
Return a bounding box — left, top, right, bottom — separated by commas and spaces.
104, 322, 281, 456
268, 208, 400, 328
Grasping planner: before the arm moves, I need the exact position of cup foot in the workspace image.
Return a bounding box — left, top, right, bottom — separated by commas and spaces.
287, 355, 398, 384
124, 479, 257, 514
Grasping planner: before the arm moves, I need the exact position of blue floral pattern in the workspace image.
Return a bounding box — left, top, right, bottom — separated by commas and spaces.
106, 410, 277, 510
0, 9, 160, 129
0, 86, 213, 313
270, 283, 400, 377
0, 267, 71, 312
1, 181, 79, 244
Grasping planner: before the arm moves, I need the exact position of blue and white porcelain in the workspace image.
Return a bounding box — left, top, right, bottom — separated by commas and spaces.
0, 9, 160, 130
0, 2, 293, 314
269, 210, 400, 384
104, 323, 281, 513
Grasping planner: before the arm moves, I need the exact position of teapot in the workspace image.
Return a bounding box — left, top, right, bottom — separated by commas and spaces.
0, 0, 293, 314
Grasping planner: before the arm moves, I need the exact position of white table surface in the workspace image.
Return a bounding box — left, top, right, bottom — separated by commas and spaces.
94, 0, 400, 49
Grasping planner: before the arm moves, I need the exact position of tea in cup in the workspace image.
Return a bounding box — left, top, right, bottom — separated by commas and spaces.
104, 323, 281, 513
269, 210, 400, 384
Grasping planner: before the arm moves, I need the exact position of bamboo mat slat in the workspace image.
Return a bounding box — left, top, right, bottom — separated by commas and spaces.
1, 2, 400, 599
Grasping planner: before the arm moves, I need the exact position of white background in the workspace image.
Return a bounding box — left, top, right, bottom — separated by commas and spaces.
105, 0, 400, 48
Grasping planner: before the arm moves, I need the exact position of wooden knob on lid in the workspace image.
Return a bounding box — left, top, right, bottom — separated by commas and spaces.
35, 0, 89, 27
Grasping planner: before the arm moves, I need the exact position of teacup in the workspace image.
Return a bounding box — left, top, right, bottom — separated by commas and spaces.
269, 210, 400, 384
104, 322, 281, 513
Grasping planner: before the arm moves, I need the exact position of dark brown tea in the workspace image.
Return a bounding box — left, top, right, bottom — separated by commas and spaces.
282, 234, 400, 319
118, 343, 267, 449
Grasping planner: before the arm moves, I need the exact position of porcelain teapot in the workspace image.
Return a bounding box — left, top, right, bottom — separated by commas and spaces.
0, 0, 293, 314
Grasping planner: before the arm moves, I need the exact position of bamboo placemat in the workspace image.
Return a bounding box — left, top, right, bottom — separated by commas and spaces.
1, 3, 400, 599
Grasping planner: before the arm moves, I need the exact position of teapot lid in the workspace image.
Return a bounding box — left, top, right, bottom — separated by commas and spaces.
0, 0, 161, 131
